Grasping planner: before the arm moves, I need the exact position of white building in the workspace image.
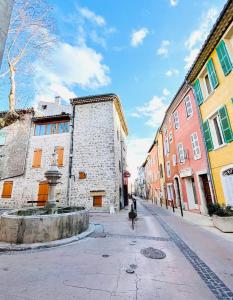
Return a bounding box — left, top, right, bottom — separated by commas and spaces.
0, 94, 128, 212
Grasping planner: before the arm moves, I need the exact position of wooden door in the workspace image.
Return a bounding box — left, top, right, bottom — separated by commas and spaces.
37, 182, 49, 206
201, 174, 212, 205
93, 196, 102, 207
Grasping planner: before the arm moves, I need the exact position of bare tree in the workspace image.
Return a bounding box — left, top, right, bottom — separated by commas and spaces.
0, 0, 54, 122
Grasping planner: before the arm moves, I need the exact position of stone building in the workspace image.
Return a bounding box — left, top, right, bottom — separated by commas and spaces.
0, 93, 128, 212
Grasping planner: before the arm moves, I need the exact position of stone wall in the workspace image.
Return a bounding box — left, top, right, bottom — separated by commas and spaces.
0, 118, 71, 209
70, 101, 117, 211
0, 113, 32, 180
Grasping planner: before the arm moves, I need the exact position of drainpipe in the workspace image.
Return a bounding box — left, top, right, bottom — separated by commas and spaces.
186, 81, 217, 204
67, 102, 75, 206
120, 139, 124, 209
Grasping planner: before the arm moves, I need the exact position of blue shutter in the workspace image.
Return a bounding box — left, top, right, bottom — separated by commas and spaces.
193, 79, 203, 105
206, 58, 219, 89
216, 40, 232, 76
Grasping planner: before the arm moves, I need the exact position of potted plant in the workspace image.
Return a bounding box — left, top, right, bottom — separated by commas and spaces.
207, 203, 233, 232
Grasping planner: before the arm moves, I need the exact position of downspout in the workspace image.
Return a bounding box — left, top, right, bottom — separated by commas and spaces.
186, 80, 217, 203
67, 102, 75, 205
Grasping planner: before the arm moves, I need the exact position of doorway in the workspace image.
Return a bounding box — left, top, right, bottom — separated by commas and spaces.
174, 177, 182, 207
185, 177, 198, 210
199, 174, 212, 206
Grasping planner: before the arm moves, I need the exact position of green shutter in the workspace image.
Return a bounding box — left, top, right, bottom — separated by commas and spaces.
216, 40, 232, 76
203, 121, 214, 151
218, 105, 233, 143
193, 79, 203, 105
206, 58, 219, 89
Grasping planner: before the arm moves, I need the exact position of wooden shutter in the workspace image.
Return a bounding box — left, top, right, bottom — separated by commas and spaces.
32, 149, 42, 168
37, 182, 49, 206
193, 79, 203, 105
218, 105, 233, 143
216, 40, 232, 76
57, 147, 64, 167
206, 58, 218, 89
93, 196, 102, 207
203, 121, 214, 152
2, 181, 13, 198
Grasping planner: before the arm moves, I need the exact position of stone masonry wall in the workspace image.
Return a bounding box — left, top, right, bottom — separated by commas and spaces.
70, 101, 117, 211
0, 122, 71, 209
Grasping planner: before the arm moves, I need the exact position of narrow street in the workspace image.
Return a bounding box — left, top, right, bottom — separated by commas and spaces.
0, 199, 233, 300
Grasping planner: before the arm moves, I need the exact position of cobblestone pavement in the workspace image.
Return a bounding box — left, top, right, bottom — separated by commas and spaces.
0, 201, 232, 299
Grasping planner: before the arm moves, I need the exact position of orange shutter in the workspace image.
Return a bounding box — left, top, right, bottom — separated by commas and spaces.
2, 181, 13, 198
57, 147, 64, 167
93, 196, 102, 207
37, 182, 49, 206
32, 149, 42, 168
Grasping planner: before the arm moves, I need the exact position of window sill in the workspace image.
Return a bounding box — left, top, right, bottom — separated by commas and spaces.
194, 155, 201, 160
204, 90, 215, 102
187, 114, 193, 120
212, 143, 227, 151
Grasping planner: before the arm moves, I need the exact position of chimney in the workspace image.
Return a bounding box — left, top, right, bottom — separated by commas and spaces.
55, 96, 61, 105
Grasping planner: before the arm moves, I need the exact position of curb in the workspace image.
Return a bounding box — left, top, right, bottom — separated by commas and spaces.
0, 223, 95, 253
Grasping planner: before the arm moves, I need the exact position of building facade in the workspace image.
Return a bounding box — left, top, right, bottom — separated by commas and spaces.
0, 94, 128, 212
187, 2, 233, 206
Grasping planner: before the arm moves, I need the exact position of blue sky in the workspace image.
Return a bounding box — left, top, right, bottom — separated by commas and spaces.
0, 0, 226, 178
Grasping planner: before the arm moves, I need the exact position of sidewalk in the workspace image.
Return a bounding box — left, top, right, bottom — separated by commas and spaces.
136, 197, 233, 242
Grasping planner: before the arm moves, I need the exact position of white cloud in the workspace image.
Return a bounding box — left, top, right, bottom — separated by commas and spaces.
163, 88, 170, 97
79, 7, 106, 27
131, 95, 168, 128
170, 0, 179, 6
33, 41, 110, 103
131, 27, 149, 47
127, 136, 153, 181
165, 68, 179, 77
157, 40, 171, 57
184, 8, 219, 69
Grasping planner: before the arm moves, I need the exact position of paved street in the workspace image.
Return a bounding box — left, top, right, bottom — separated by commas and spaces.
0, 200, 233, 300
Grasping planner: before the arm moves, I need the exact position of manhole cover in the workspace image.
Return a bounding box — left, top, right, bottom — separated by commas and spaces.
102, 254, 110, 258
126, 268, 135, 274
140, 247, 166, 259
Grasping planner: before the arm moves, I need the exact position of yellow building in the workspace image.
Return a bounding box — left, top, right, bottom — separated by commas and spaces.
187, 1, 233, 205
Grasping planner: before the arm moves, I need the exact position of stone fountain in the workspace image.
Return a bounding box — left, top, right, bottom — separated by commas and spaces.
0, 150, 89, 244
44, 149, 62, 209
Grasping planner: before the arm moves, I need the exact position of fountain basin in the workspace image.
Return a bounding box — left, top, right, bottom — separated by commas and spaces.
0, 207, 89, 244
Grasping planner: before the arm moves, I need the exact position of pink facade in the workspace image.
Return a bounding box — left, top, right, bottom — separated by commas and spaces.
147, 141, 160, 203
172, 87, 213, 213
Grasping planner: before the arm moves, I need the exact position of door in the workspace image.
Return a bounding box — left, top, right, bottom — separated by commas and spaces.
185, 177, 197, 210
93, 196, 102, 207
200, 174, 212, 205
174, 177, 181, 207
37, 182, 49, 206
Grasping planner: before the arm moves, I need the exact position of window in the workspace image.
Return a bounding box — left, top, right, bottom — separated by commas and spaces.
216, 40, 232, 76
42, 105, 47, 110
191, 133, 201, 160
1, 181, 13, 198
204, 73, 213, 95
177, 143, 185, 163
34, 121, 69, 136
166, 161, 171, 177
172, 154, 177, 166
56, 147, 64, 167
37, 182, 49, 206
169, 132, 173, 143
212, 115, 224, 146
93, 195, 102, 207
185, 96, 193, 117
32, 149, 42, 168
164, 137, 169, 156
173, 111, 180, 129
0, 132, 6, 146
